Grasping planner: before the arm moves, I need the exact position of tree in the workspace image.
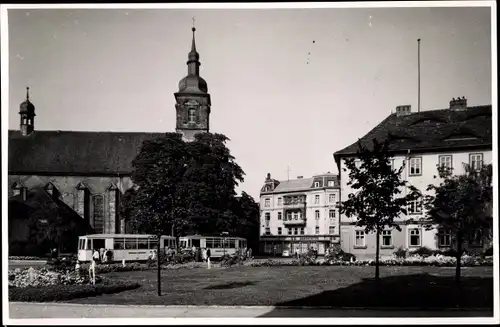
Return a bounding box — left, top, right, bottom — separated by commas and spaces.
119, 188, 137, 233
339, 139, 420, 281
423, 163, 493, 285
129, 132, 189, 296
179, 133, 245, 235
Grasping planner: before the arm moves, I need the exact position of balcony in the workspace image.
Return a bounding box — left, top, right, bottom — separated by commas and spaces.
283, 201, 307, 209
283, 217, 307, 226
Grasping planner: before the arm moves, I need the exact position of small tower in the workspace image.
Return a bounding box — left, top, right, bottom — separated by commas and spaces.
175, 24, 211, 142
19, 87, 35, 136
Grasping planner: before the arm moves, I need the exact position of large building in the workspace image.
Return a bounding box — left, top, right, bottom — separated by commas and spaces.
8, 27, 211, 251
333, 98, 492, 259
258, 172, 341, 256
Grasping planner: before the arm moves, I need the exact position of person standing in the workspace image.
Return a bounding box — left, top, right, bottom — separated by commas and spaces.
206, 248, 211, 269
89, 257, 96, 285
92, 248, 100, 264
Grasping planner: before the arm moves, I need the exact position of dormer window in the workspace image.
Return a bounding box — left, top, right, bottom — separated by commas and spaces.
188, 109, 196, 123
11, 181, 27, 200
44, 182, 58, 198
327, 180, 334, 187
314, 182, 320, 188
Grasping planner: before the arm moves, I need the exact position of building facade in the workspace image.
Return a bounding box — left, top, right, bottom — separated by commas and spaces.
334, 98, 493, 259
8, 27, 211, 248
259, 172, 341, 256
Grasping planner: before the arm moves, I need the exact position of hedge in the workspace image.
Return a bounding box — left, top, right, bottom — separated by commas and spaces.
9, 280, 140, 302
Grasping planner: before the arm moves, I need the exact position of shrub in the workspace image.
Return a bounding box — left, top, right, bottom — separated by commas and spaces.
298, 248, 318, 266
409, 246, 434, 257
393, 247, 407, 259
9, 256, 46, 261
325, 245, 344, 262
8, 267, 94, 288
219, 254, 245, 267
9, 280, 140, 302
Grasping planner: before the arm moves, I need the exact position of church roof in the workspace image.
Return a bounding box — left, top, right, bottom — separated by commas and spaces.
334, 104, 492, 160
8, 130, 165, 175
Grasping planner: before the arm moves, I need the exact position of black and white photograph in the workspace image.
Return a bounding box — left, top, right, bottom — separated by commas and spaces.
1, 1, 497, 324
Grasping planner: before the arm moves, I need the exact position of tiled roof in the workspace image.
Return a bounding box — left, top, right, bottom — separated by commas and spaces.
274, 178, 314, 193
8, 130, 165, 175
334, 105, 492, 159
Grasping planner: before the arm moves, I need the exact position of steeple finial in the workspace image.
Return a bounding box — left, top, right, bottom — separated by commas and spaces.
191, 17, 197, 52
26, 86, 30, 101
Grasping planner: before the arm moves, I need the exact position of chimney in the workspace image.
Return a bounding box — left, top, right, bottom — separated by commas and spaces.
449, 96, 467, 111
297, 176, 303, 179
266, 173, 271, 181
395, 105, 412, 116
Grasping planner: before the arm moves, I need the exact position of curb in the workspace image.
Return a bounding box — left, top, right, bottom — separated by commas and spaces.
9, 303, 493, 311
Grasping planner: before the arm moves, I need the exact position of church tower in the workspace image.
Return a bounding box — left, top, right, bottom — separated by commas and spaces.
175, 26, 211, 142
19, 87, 36, 136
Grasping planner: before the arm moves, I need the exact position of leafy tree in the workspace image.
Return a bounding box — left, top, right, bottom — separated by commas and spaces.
339, 139, 420, 281
424, 163, 493, 285
180, 133, 245, 235
129, 132, 189, 296
231, 192, 260, 251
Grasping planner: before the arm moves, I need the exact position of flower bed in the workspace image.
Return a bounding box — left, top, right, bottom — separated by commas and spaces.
9, 256, 47, 261
8, 267, 94, 288
9, 280, 140, 302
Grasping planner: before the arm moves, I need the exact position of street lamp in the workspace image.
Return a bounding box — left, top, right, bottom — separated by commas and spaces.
221, 231, 229, 256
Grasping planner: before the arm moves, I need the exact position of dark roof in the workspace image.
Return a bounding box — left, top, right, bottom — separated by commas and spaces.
8, 130, 165, 175
334, 105, 492, 160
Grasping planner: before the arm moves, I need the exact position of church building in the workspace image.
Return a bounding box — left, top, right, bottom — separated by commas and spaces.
8, 27, 211, 251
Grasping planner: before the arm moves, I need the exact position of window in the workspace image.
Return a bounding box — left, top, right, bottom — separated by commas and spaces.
315, 226, 320, 234
294, 228, 298, 235
329, 226, 336, 235
265, 213, 270, 220
381, 230, 392, 247
125, 238, 137, 249
328, 180, 335, 187
286, 212, 292, 221
138, 239, 149, 249
264, 198, 270, 207
409, 229, 421, 246
409, 157, 422, 176
355, 231, 365, 247
469, 229, 483, 247
470, 153, 483, 171
93, 195, 105, 234
314, 182, 320, 188
300, 227, 305, 235
329, 194, 336, 203
314, 195, 320, 204
287, 228, 292, 235
277, 197, 282, 205
439, 155, 452, 170
188, 108, 196, 123
265, 228, 270, 235
438, 229, 451, 247
293, 212, 299, 220
277, 227, 282, 235
315, 210, 320, 220
278, 212, 282, 220
113, 238, 125, 250
329, 210, 336, 219
408, 197, 423, 215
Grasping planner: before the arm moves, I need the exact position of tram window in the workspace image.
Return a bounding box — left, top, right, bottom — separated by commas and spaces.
93, 239, 105, 250
125, 238, 137, 249
228, 240, 235, 248
192, 239, 200, 247
213, 239, 222, 248
138, 239, 149, 249
113, 238, 125, 249
85, 239, 91, 250
205, 239, 213, 248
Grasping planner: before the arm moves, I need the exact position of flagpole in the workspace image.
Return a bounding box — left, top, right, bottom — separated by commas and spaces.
418, 38, 421, 112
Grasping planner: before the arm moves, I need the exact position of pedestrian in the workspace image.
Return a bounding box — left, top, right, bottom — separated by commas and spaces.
248, 247, 252, 259
151, 249, 157, 261
92, 248, 100, 264
75, 260, 81, 277
206, 248, 211, 269
89, 257, 96, 285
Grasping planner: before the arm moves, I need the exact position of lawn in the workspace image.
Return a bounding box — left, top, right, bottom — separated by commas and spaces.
65, 265, 493, 309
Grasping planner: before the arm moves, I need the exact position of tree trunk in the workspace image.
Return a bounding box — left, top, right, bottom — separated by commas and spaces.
455, 232, 462, 287
157, 237, 161, 296
375, 228, 380, 281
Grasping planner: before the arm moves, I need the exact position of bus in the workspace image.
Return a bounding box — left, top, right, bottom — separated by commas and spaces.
77, 234, 177, 262
178, 235, 247, 258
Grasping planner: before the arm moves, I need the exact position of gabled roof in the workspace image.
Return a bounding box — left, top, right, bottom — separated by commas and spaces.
334, 105, 492, 160
8, 130, 165, 175
274, 178, 315, 193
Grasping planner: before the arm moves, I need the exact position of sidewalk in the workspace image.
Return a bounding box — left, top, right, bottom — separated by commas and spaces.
8, 302, 494, 319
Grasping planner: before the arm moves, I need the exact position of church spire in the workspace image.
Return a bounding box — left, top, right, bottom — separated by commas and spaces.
19, 86, 36, 136
187, 20, 200, 76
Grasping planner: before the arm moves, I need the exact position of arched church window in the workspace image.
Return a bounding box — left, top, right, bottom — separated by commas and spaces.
93, 194, 105, 234
188, 108, 196, 123
107, 183, 120, 234
75, 182, 90, 222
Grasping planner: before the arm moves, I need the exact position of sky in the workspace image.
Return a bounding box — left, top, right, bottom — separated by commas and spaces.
5, 5, 493, 200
